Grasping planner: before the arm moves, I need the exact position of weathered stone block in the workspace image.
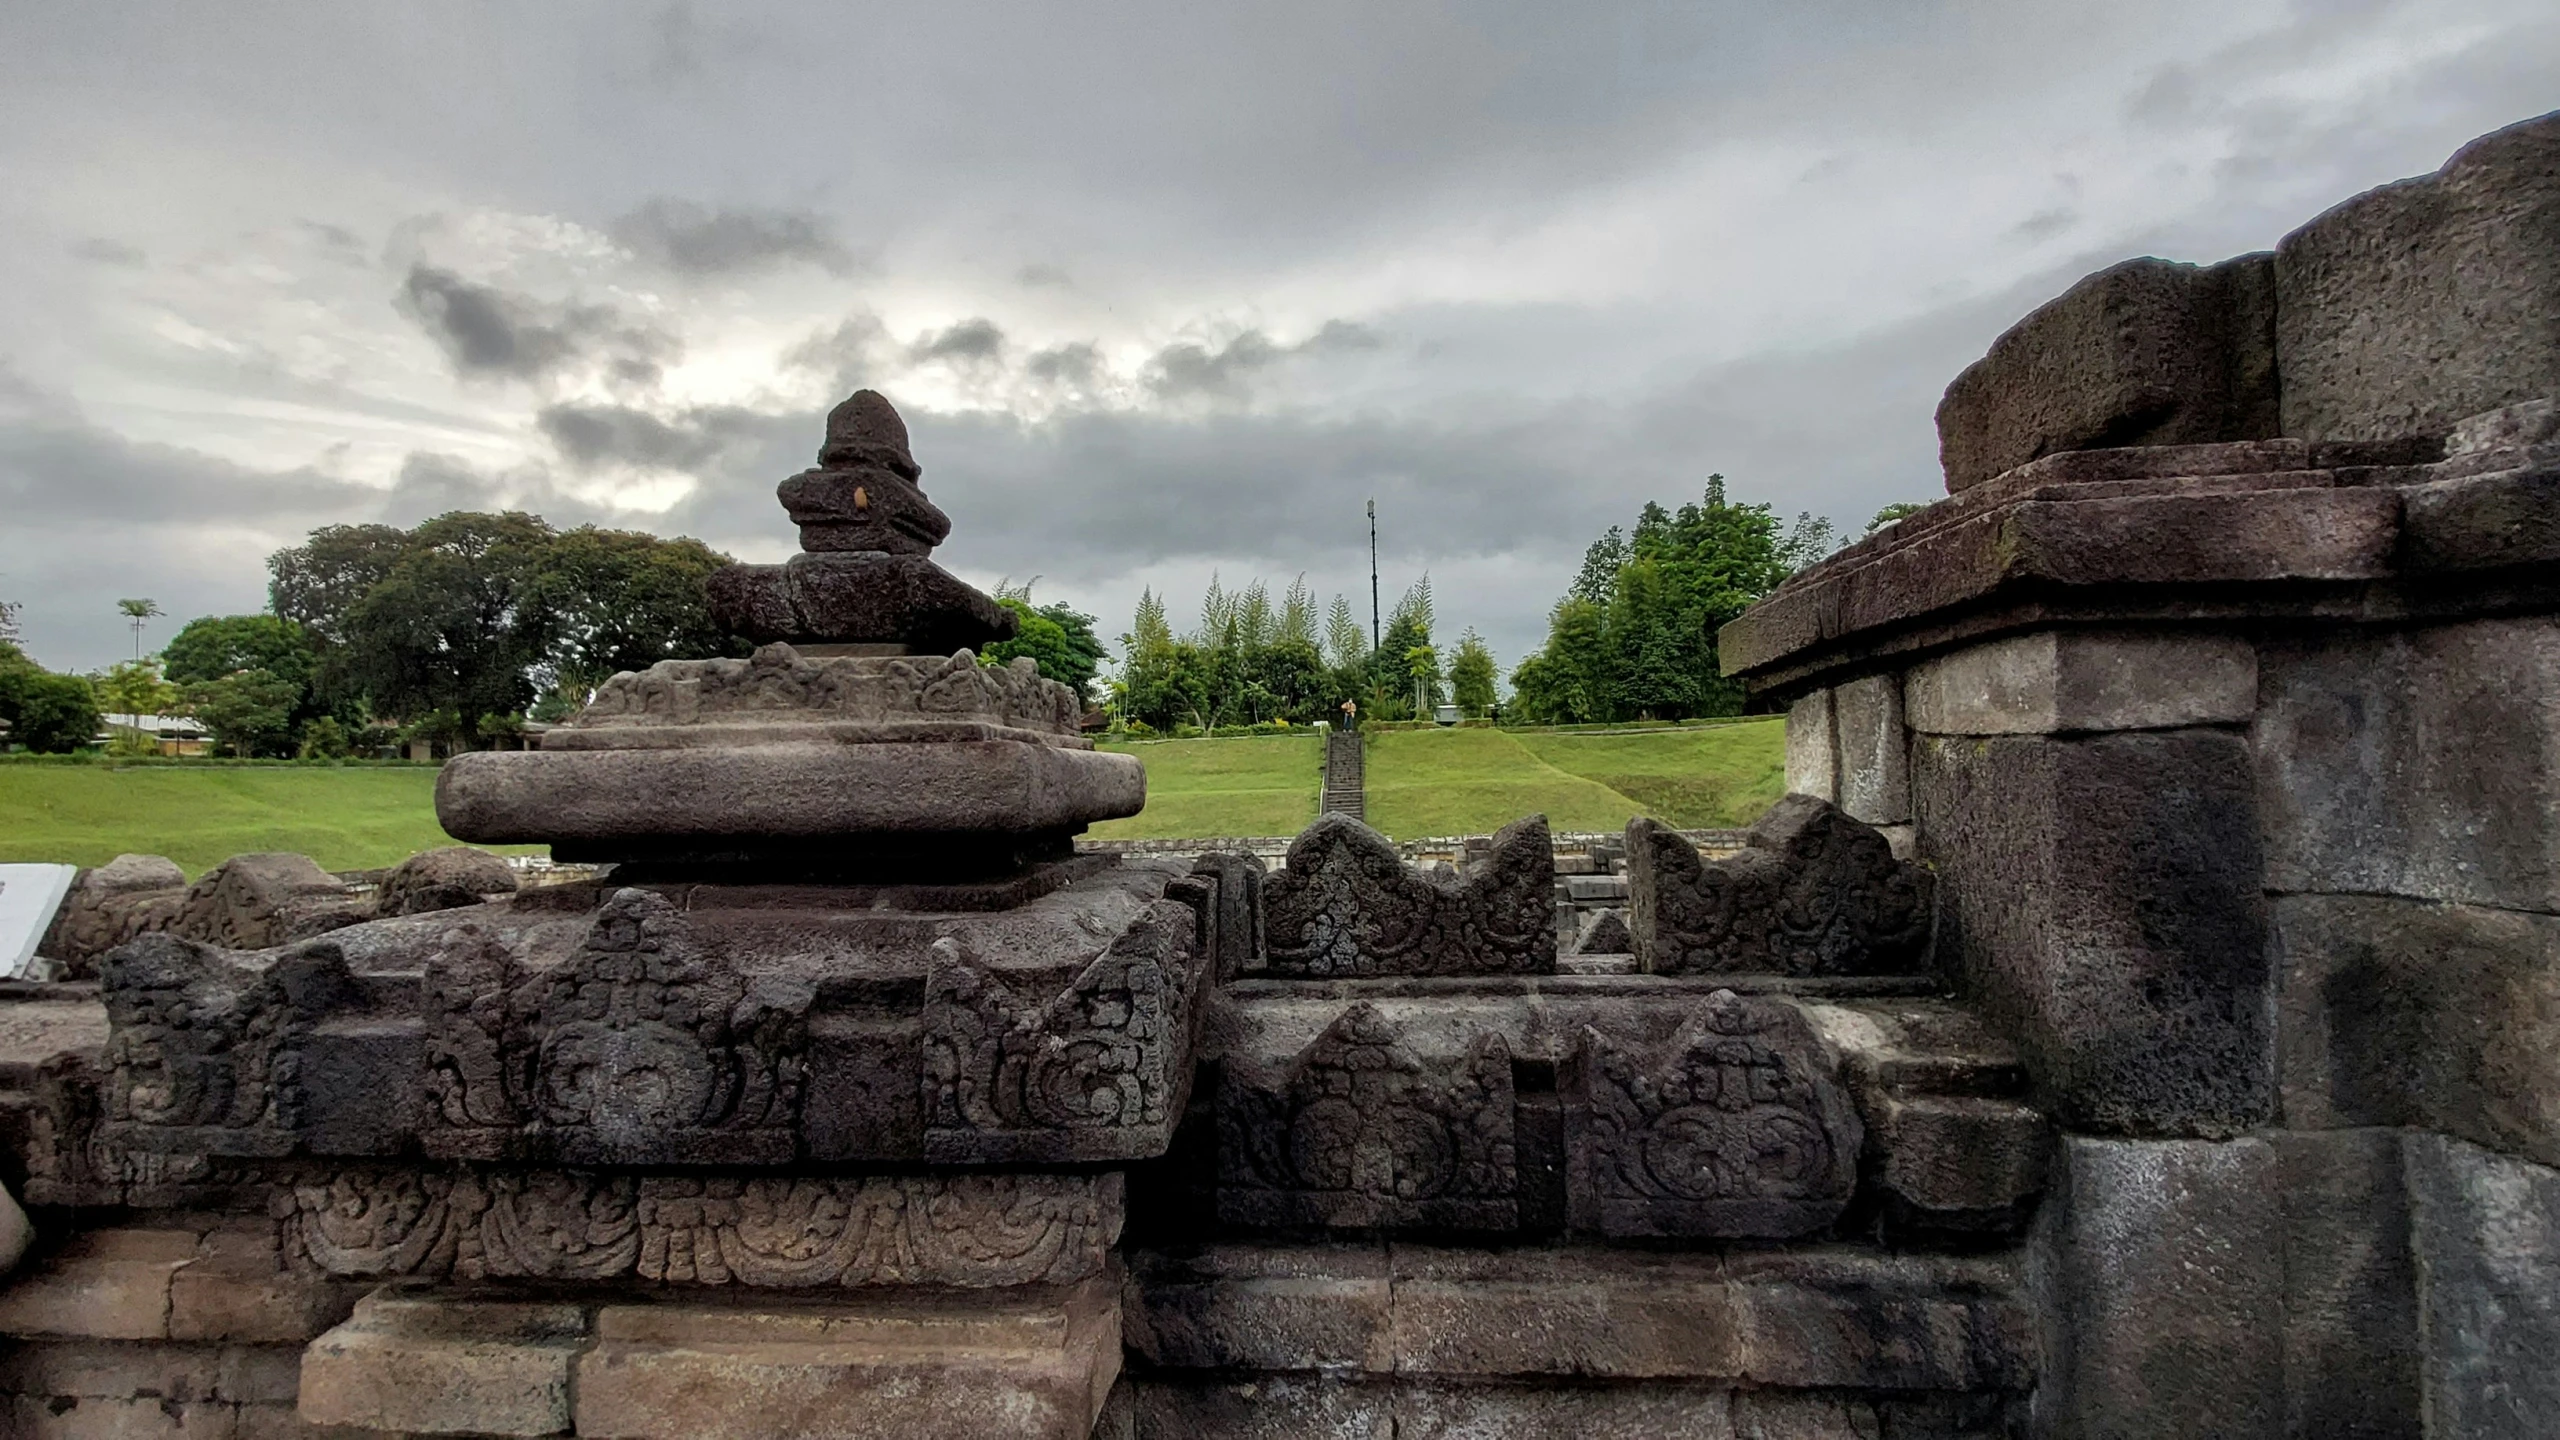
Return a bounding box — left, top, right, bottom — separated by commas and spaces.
1831, 673, 1909, 824
1901, 629, 2257, 736
1721, 1250, 2034, 1393
1394, 1382, 1737, 1438
1562, 990, 1863, 1240
0, 1229, 197, 1341
8, 1394, 243, 1440
373, 847, 516, 917
2276, 111, 2560, 443
2404, 1133, 2560, 1440
2256, 618, 2560, 912
1125, 1376, 1391, 1440
1385, 1249, 1745, 1380
1864, 1093, 2049, 1229
1122, 1244, 1391, 1373
1785, 688, 1837, 802
1914, 729, 2271, 1135
297, 1289, 590, 1436
1259, 813, 1554, 977
2033, 1137, 2285, 1440
1627, 799, 1932, 977
2035, 1132, 2429, 1440
2274, 893, 2560, 1168
169, 1224, 359, 1344
1936, 253, 2280, 492
574, 1276, 1121, 1440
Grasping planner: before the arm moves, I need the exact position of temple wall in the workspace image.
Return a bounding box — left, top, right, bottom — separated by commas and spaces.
1734, 110, 2560, 1440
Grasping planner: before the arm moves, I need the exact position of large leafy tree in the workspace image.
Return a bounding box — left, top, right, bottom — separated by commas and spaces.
1509, 477, 1833, 723
266, 511, 742, 744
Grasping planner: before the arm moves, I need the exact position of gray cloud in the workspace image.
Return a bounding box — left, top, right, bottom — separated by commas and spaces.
609, 197, 858, 276
70, 237, 144, 267
1024, 341, 1105, 388
1016, 264, 1073, 289
397, 265, 681, 387
538, 400, 791, 474
908, 317, 1007, 367
1145, 322, 1381, 402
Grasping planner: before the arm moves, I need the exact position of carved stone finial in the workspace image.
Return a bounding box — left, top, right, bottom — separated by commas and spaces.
817, 389, 920, 480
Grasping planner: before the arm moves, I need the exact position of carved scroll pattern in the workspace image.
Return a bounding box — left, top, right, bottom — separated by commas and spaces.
919, 898, 1200, 1161
1220, 1002, 1518, 1231
276, 1168, 1118, 1288
1567, 989, 1862, 1239
575, 644, 1078, 735
1630, 797, 1932, 976
1262, 813, 1554, 977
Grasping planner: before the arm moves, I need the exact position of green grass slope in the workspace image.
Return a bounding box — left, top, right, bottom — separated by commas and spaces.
1087, 733, 1321, 840
1509, 722, 1786, 829
0, 764, 523, 876
1364, 720, 1785, 838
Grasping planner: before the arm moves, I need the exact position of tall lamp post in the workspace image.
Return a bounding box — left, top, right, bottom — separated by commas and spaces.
1367, 499, 1380, 653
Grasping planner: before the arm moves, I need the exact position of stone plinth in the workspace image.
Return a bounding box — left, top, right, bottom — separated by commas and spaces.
440, 645, 1140, 867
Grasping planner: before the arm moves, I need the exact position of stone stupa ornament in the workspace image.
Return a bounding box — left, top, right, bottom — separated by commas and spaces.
437, 390, 1144, 875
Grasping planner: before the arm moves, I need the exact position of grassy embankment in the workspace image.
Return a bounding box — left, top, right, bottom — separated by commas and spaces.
1363, 721, 1786, 836
0, 721, 1786, 869
0, 764, 519, 876
1087, 733, 1323, 840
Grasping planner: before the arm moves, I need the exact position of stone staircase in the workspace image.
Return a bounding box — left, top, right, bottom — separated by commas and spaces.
1319, 727, 1364, 819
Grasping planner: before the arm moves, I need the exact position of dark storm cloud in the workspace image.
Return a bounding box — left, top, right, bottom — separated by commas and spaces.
397, 265, 681, 388
538, 401, 791, 473
609, 198, 858, 276
908, 317, 1007, 367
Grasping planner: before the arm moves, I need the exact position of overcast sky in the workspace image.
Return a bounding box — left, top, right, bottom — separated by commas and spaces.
3, 2, 2553, 676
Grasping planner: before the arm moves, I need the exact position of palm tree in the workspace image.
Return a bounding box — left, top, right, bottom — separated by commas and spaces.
117, 598, 163, 660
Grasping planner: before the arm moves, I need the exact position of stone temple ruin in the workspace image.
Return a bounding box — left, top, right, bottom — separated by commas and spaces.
1, 110, 2557, 1438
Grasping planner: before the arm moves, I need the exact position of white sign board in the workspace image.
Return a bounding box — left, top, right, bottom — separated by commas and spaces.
0, 864, 79, 980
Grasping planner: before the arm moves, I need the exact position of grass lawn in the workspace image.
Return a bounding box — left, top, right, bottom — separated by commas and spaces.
1364, 720, 1785, 839
0, 764, 526, 877
0, 722, 1779, 869
1087, 734, 1322, 839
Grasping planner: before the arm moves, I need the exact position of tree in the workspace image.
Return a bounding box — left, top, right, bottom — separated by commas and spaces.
1322, 595, 1366, 672
1449, 630, 1497, 717
1, 644, 102, 752
1867, 501, 1929, 533
184, 670, 300, 757
164, 615, 317, 692
1508, 476, 1836, 724
530, 526, 737, 685
265, 511, 742, 746
95, 659, 179, 723
116, 598, 164, 661
986, 582, 1107, 703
